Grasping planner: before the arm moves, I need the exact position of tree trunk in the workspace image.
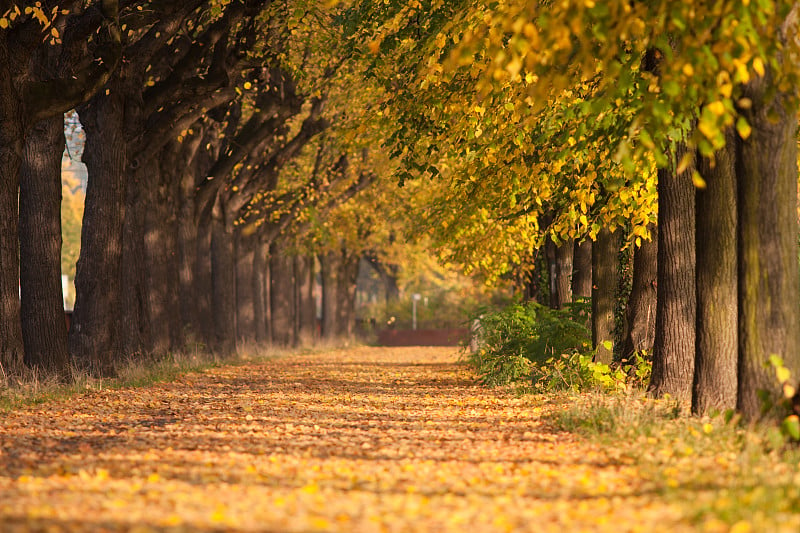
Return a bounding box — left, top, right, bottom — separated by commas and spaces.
693, 134, 738, 415
571, 239, 592, 299
621, 228, 658, 360
544, 237, 557, 309
592, 228, 618, 364
118, 163, 152, 357
649, 144, 697, 401
0, 48, 24, 378
737, 83, 800, 420
210, 212, 236, 355
335, 249, 361, 338
253, 239, 268, 343
71, 86, 127, 377
320, 250, 340, 340
295, 255, 317, 344
270, 243, 295, 346
553, 238, 574, 308
178, 155, 200, 342
19, 115, 71, 378
235, 231, 256, 343
194, 217, 215, 349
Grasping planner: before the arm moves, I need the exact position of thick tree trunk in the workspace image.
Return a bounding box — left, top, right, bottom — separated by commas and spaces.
194, 217, 215, 349
210, 212, 236, 355
320, 251, 340, 340
253, 239, 268, 343
737, 85, 800, 420
270, 243, 295, 346
0, 49, 24, 377
571, 239, 592, 299
592, 228, 619, 364
235, 232, 256, 343
295, 255, 317, 344
159, 164, 183, 352
649, 145, 697, 401
178, 156, 200, 342
693, 134, 738, 415
71, 87, 127, 376
621, 228, 658, 360
553, 239, 574, 308
118, 163, 152, 357
19, 115, 70, 378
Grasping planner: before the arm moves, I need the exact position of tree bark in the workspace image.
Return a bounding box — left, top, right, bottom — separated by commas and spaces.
71, 85, 127, 377
235, 231, 256, 343
295, 255, 317, 344
621, 228, 658, 360
592, 228, 619, 364
737, 82, 800, 420
571, 239, 592, 299
693, 133, 738, 415
194, 217, 215, 349
0, 40, 25, 379
553, 238, 574, 308
649, 144, 697, 401
118, 163, 152, 357
210, 211, 236, 355
19, 115, 70, 378
270, 243, 295, 346
320, 250, 340, 340
544, 237, 557, 309
253, 238, 268, 343
335, 249, 361, 338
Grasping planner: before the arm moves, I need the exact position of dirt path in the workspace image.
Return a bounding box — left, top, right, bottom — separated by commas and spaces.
0, 347, 689, 532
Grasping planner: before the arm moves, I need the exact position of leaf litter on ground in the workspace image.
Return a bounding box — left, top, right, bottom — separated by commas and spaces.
0, 346, 798, 532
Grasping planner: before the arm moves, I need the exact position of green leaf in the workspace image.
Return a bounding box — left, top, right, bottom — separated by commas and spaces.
781, 415, 800, 441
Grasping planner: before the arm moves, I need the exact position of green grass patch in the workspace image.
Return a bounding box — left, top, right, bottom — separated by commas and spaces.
550, 392, 800, 531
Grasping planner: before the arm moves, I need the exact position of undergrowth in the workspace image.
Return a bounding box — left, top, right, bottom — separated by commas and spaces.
467, 300, 650, 392
551, 392, 800, 531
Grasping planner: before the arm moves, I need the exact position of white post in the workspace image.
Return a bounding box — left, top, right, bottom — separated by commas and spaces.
412, 293, 421, 330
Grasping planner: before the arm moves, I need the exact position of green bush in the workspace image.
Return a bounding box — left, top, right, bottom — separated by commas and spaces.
468, 300, 651, 392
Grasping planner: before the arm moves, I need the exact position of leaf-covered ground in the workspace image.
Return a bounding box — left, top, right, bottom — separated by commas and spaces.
0, 347, 784, 532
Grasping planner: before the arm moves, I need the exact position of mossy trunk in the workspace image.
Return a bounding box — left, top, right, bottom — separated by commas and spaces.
592, 228, 618, 364
694, 133, 738, 415
737, 82, 800, 420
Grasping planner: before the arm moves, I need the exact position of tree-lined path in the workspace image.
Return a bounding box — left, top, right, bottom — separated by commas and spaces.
0, 347, 695, 532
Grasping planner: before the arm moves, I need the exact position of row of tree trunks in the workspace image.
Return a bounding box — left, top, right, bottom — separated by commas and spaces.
320, 247, 360, 340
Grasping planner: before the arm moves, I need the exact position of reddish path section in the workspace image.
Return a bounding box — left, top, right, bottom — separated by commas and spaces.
0, 347, 686, 532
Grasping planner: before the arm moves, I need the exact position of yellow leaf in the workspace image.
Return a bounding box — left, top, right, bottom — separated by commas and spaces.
0, 18, 9, 29
752, 57, 765, 78
691, 171, 707, 189
736, 117, 752, 140
707, 101, 725, 117
676, 152, 693, 175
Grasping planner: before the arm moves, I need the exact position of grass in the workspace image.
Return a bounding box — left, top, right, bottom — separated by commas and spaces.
0, 337, 361, 413
549, 391, 800, 531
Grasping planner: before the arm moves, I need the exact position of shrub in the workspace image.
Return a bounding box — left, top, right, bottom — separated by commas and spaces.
468, 300, 651, 392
